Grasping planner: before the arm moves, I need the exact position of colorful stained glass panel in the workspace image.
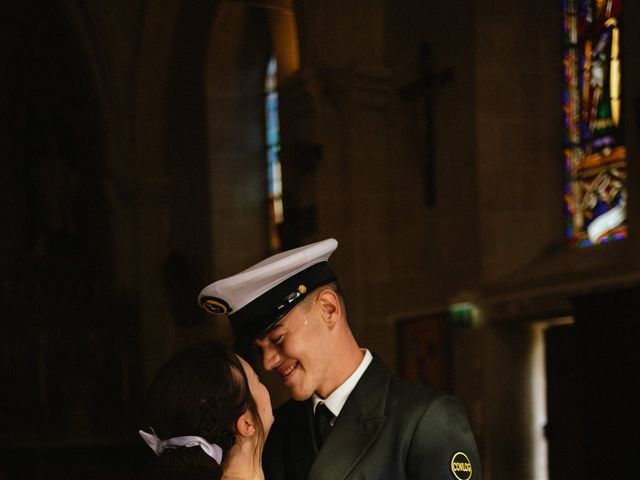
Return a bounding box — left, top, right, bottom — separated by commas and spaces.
562, 0, 627, 247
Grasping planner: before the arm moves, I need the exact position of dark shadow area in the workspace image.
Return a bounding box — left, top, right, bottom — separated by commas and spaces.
1, 2, 148, 478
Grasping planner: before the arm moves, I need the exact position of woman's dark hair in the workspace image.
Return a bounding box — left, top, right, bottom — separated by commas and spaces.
141, 340, 262, 480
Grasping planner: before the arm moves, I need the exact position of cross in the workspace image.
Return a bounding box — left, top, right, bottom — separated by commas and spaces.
400, 42, 454, 207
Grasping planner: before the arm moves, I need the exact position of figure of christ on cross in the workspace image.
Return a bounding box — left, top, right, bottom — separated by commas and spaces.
400, 41, 454, 207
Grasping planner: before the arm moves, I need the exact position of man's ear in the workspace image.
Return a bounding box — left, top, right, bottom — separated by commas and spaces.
316, 288, 341, 327
235, 412, 256, 438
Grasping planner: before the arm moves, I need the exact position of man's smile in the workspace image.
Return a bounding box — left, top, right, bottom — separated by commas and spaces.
278, 361, 299, 378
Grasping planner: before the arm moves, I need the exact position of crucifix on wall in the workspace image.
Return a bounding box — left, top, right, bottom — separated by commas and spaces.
400, 41, 454, 207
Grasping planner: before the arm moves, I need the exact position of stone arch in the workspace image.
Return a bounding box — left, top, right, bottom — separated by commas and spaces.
203, 1, 300, 278
163, 1, 300, 345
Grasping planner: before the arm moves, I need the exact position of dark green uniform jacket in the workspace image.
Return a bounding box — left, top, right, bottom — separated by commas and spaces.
263, 354, 481, 480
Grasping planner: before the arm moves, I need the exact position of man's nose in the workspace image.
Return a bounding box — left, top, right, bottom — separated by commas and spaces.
261, 344, 281, 371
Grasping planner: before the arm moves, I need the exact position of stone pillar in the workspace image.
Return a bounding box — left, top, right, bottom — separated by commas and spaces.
279, 65, 395, 355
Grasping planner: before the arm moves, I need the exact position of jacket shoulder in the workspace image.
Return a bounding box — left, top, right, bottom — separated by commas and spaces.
365, 353, 449, 408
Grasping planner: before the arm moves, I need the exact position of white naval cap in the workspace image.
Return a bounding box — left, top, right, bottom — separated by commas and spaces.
198, 238, 338, 344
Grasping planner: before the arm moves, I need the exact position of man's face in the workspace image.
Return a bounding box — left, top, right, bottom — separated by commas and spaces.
254, 297, 331, 400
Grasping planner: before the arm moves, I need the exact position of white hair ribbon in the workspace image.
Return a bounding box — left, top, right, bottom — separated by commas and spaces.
139, 429, 223, 465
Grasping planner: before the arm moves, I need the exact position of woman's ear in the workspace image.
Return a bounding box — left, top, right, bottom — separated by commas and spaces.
316, 288, 341, 327
235, 412, 256, 438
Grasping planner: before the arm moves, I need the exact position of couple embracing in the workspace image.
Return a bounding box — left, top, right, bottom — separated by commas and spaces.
140, 238, 480, 480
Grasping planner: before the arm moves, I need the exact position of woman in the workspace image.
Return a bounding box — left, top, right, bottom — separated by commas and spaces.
139, 340, 273, 480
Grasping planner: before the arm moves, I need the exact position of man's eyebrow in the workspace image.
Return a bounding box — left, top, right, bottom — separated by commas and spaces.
267, 322, 286, 334
257, 328, 278, 342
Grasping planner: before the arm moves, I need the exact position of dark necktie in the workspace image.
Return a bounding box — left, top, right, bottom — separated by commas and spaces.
313, 403, 334, 449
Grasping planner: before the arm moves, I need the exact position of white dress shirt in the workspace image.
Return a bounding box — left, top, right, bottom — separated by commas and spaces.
311, 349, 373, 424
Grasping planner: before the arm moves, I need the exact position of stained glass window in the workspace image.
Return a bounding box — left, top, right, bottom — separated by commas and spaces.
562, 0, 627, 247
265, 56, 283, 252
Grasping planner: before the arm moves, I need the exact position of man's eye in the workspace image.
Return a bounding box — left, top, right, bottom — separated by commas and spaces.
272, 335, 284, 345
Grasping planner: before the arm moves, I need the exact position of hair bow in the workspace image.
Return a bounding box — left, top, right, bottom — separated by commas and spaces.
138, 429, 223, 465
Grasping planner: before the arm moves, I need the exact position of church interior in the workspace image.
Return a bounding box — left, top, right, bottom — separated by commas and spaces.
1, 1, 639, 479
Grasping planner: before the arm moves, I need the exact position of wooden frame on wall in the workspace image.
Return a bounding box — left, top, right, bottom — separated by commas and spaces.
396, 311, 452, 392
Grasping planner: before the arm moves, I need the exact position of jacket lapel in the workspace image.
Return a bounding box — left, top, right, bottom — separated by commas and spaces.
308, 356, 391, 480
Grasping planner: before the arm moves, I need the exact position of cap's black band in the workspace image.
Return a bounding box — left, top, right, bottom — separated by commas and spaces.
230, 262, 336, 344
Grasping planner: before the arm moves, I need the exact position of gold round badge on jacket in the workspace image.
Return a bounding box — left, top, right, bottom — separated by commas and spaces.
450, 451, 472, 480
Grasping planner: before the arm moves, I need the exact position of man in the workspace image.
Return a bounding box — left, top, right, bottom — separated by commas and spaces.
199, 238, 481, 480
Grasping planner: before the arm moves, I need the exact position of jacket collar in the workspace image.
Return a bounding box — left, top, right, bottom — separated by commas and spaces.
307, 354, 391, 480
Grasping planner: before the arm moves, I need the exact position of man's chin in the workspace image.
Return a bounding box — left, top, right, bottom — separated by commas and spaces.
288, 387, 312, 402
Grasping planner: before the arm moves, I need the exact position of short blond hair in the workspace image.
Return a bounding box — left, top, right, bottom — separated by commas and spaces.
299, 282, 347, 316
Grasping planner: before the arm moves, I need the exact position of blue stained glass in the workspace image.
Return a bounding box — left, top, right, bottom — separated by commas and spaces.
266, 93, 279, 147
265, 56, 283, 251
